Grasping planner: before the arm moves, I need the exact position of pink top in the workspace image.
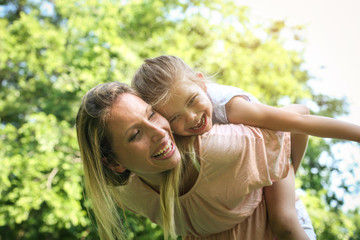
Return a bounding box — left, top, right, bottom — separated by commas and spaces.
117, 124, 290, 239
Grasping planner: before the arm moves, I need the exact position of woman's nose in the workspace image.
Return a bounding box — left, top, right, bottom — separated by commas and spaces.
149, 124, 166, 142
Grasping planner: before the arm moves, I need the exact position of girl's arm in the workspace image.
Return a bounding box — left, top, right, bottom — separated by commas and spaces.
226, 96, 360, 142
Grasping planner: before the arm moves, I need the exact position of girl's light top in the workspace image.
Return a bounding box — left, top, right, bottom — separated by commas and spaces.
206, 82, 260, 124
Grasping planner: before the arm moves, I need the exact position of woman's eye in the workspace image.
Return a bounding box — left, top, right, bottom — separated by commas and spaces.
149, 111, 156, 119
129, 130, 140, 142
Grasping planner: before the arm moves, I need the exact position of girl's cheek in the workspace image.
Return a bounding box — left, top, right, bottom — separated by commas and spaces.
170, 123, 178, 132
176, 123, 184, 133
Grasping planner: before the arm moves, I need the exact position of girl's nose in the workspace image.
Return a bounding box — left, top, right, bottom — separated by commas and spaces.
184, 112, 196, 124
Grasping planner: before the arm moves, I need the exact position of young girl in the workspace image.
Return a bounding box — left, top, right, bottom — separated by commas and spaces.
132, 55, 360, 240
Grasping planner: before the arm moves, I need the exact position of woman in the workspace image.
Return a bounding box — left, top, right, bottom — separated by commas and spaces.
76, 81, 313, 240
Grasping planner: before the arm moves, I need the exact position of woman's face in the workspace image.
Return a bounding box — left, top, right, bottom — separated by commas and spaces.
107, 93, 181, 176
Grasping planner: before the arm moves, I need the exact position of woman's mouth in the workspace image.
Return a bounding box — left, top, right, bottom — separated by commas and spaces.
189, 114, 207, 133
152, 140, 175, 159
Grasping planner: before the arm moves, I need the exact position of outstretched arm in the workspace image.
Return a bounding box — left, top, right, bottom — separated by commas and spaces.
226, 96, 360, 142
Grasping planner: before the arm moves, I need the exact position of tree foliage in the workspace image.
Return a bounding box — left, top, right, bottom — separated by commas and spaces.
1, 0, 358, 239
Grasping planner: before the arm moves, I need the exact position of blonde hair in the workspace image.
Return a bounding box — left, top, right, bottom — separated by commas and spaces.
161, 135, 199, 239
132, 55, 203, 107
76, 82, 134, 240
76, 81, 196, 239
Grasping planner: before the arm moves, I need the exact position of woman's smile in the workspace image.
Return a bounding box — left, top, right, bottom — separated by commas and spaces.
152, 140, 176, 159
107, 93, 181, 174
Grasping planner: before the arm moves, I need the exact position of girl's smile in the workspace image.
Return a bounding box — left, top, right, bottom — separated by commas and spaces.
156, 78, 213, 136
188, 113, 208, 133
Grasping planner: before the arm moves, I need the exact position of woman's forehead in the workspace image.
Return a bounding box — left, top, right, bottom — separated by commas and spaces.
106, 94, 148, 138
112, 93, 148, 116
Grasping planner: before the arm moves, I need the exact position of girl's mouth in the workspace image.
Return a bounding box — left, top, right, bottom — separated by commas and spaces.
189, 114, 207, 133
152, 140, 175, 159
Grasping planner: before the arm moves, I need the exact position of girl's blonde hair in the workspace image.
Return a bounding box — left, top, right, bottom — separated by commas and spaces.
132, 55, 202, 107
76, 81, 196, 239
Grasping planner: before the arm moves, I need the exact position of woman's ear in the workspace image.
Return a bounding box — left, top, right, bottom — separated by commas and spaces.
102, 157, 127, 173
110, 164, 127, 173
108, 162, 127, 173
196, 72, 207, 92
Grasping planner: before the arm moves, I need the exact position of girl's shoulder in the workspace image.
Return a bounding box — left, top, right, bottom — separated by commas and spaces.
206, 82, 260, 103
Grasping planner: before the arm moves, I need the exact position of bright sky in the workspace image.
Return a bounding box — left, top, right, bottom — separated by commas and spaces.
239, 0, 360, 211
240, 0, 360, 124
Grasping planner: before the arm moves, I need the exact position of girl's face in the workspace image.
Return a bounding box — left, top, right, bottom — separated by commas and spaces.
156, 78, 213, 136
107, 93, 181, 176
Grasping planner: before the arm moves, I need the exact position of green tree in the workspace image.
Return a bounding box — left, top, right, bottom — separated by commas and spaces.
1, 0, 358, 239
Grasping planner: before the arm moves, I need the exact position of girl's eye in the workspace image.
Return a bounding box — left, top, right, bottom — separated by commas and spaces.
188, 95, 197, 105
169, 115, 179, 123
129, 130, 140, 142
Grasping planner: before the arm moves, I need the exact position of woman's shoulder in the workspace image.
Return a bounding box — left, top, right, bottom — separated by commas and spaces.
202, 123, 262, 141
199, 124, 255, 166
117, 174, 158, 198
200, 123, 290, 170
116, 174, 160, 211
203, 123, 286, 141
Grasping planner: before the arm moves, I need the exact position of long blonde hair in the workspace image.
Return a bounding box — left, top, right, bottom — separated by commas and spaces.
76, 82, 134, 240
76, 81, 196, 239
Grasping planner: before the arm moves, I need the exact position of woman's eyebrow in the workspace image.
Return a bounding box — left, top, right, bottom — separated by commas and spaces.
124, 105, 150, 137
145, 105, 152, 115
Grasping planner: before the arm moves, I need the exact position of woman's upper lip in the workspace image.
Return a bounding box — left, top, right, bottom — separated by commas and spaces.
152, 138, 171, 156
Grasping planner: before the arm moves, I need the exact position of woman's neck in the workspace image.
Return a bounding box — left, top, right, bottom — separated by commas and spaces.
138, 136, 201, 194
138, 173, 164, 192
137, 161, 199, 194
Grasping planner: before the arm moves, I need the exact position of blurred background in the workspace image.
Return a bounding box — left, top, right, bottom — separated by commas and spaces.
0, 0, 359, 239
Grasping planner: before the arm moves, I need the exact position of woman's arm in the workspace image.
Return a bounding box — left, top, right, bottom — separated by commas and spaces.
226, 96, 360, 142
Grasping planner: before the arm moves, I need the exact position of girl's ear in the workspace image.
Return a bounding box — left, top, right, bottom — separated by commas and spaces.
196, 72, 204, 79
196, 72, 207, 92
